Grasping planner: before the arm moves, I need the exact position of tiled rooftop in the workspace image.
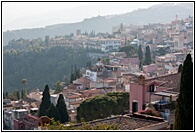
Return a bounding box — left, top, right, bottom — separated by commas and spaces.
74, 115, 166, 130
145, 73, 181, 91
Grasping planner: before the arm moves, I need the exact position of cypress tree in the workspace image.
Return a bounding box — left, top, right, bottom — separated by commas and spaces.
47, 103, 60, 121
144, 45, 151, 65
70, 73, 75, 84
16, 90, 20, 100
21, 90, 24, 99
139, 60, 143, 71
56, 94, 69, 123
178, 64, 183, 73
174, 54, 193, 130
6, 92, 8, 97
138, 45, 143, 61
38, 85, 51, 117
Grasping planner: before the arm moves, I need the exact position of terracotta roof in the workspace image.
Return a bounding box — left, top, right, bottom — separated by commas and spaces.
145, 73, 181, 90
67, 84, 83, 90
120, 58, 139, 65
78, 77, 91, 84
74, 115, 166, 130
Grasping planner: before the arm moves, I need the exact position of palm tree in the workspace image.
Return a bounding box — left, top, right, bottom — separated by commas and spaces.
21, 79, 27, 98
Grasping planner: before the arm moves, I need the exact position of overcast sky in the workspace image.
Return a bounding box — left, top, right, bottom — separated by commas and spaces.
3, 2, 169, 31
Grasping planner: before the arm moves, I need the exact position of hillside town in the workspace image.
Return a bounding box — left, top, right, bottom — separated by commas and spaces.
3, 15, 193, 130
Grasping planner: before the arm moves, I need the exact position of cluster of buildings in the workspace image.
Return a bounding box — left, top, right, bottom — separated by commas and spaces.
3, 15, 193, 130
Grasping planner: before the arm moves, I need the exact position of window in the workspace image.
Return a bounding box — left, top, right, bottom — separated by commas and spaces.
149, 85, 155, 92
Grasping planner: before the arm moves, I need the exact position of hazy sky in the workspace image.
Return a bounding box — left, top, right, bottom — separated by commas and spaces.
3, 2, 168, 31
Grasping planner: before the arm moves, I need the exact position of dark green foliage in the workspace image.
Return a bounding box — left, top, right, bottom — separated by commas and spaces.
138, 45, 143, 61
77, 95, 117, 122
38, 85, 51, 117
174, 54, 193, 130
56, 95, 69, 123
6, 92, 8, 97
3, 92, 5, 99
139, 60, 143, 71
21, 79, 27, 98
21, 90, 24, 99
118, 45, 137, 57
6, 91, 19, 101
97, 58, 101, 62
144, 45, 151, 65
54, 81, 62, 94
47, 104, 60, 121
16, 90, 20, 100
178, 64, 183, 73
3, 45, 98, 93
77, 92, 129, 122
157, 47, 167, 56
106, 92, 129, 115
70, 74, 75, 84
86, 61, 92, 70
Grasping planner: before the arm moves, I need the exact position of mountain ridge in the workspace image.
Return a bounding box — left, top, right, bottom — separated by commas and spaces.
3, 3, 193, 46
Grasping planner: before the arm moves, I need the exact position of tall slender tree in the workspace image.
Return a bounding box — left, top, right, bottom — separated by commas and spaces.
21, 79, 27, 98
138, 45, 143, 61
56, 94, 69, 123
47, 103, 60, 121
174, 54, 193, 130
21, 90, 24, 99
3, 92, 5, 99
144, 45, 151, 65
54, 81, 62, 94
178, 64, 183, 73
16, 90, 20, 100
38, 85, 51, 117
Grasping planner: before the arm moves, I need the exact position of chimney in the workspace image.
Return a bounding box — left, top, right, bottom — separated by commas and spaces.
138, 75, 145, 85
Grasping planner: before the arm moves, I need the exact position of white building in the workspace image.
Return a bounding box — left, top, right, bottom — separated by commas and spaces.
99, 39, 121, 52
85, 70, 97, 82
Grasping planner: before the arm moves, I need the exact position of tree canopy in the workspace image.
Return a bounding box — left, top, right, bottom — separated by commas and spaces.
77, 92, 129, 122
38, 85, 51, 117
174, 54, 193, 130
56, 94, 69, 123
118, 45, 137, 57
144, 45, 151, 65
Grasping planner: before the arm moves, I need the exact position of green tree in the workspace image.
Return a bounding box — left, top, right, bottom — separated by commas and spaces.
139, 60, 143, 71
21, 90, 24, 99
16, 90, 20, 100
56, 94, 69, 123
118, 45, 137, 57
178, 64, 183, 73
157, 47, 167, 56
144, 45, 151, 65
138, 45, 143, 61
70, 73, 75, 84
54, 81, 62, 94
77, 92, 129, 122
38, 85, 51, 117
3, 92, 5, 99
174, 54, 193, 130
47, 103, 60, 121
6, 92, 8, 97
21, 79, 27, 98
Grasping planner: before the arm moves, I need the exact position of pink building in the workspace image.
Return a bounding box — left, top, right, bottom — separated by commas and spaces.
129, 73, 180, 113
